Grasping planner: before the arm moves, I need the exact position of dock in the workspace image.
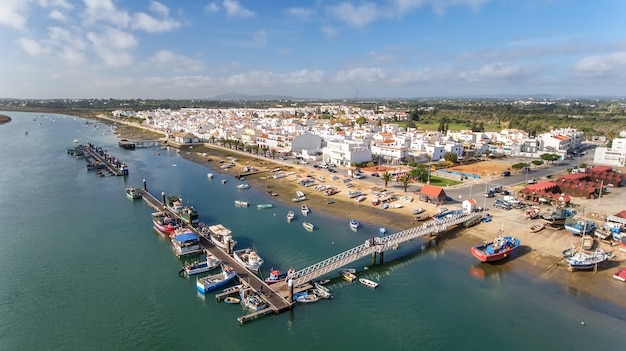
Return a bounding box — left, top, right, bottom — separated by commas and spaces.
76, 143, 128, 176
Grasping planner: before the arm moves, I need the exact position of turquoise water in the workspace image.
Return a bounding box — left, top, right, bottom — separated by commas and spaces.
0, 111, 625, 350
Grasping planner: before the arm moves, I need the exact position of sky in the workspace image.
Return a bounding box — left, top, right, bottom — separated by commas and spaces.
1, 0, 626, 100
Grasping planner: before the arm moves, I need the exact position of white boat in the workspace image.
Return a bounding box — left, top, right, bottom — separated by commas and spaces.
233, 248, 264, 271
566, 248, 610, 271
221, 284, 243, 295
195, 265, 237, 293
359, 278, 378, 289
240, 290, 268, 311
313, 283, 332, 299
202, 223, 237, 252
388, 203, 403, 208
354, 195, 365, 202
170, 230, 202, 257
179, 251, 222, 276
301, 205, 310, 216
303, 221, 315, 232
379, 227, 387, 235
223, 296, 240, 304
207, 173, 214, 179
296, 293, 319, 303
296, 191, 305, 197
287, 211, 295, 222
237, 183, 250, 190
340, 269, 357, 282
257, 203, 274, 209
221, 178, 227, 184
234, 200, 249, 207
349, 219, 360, 231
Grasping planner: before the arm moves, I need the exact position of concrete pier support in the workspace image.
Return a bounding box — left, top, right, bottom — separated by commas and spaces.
378, 251, 384, 264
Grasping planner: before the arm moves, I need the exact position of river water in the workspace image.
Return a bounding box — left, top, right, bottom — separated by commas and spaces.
0, 111, 624, 350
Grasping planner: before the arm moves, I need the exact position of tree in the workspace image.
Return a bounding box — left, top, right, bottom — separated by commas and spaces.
540, 153, 560, 164
270, 149, 277, 159
381, 172, 392, 188
355, 116, 367, 126
410, 164, 429, 183
531, 159, 544, 167
443, 152, 458, 163
409, 109, 420, 121
399, 174, 410, 192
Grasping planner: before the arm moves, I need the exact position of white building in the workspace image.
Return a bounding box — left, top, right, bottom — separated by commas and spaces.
322, 140, 372, 167
593, 137, 626, 166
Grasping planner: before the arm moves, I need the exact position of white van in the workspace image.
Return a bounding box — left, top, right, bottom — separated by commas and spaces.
502, 195, 520, 204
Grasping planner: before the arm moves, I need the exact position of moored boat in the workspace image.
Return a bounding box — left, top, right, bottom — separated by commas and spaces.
313, 282, 332, 299
379, 227, 387, 235
414, 213, 430, 221
234, 200, 249, 207
179, 251, 222, 276
613, 267, 626, 282
257, 203, 274, 209
201, 223, 237, 252
471, 230, 520, 262
349, 219, 360, 231
233, 248, 264, 271
221, 178, 227, 184
125, 186, 141, 200
566, 248, 609, 271
292, 195, 308, 202
237, 183, 250, 190
296, 293, 319, 303
223, 296, 240, 304
303, 221, 315, 232
171, 230, 203, 257
358, 278, 378, 289
196, 265, 237, 293
240, 289, 268, 311
301, 205, 310, 216
339, 269, 357, 282
151, 211, 178, 235
286, 211, 295, 222
207, 173, 214, 179
221, 284, 243, 295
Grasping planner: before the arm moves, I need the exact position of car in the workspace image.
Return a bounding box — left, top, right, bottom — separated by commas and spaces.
484, 191, 495, 198
501, 171, 511, 177
371, 173, 379, 177
527, 179, 537, 184
300, 160, 308, 165
494, 202, 511, 210
501, 190, 510, 195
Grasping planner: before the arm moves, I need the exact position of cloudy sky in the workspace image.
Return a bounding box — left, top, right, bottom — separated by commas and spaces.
1, 0, 625, 99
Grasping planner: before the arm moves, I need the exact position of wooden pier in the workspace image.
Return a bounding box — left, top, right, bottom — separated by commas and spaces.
80, 143, 128, 176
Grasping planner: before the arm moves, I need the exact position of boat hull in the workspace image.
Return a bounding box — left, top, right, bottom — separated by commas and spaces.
196, 268, 236, 293
471, 236, 520, 262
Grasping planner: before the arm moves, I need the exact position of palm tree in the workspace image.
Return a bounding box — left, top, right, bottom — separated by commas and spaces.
270, 149, 277, 159
399, 174, 410, 192
382, 172, 391, 188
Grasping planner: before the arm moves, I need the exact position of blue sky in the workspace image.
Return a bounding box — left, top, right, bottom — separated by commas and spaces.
1, 0, 625, 99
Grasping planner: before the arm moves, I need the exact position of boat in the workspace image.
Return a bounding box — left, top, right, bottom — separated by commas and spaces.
125, 186, 141, 200
348, 190, 362, 198
388, 203, 403, 209
223, 296, 240, 304
257, 203, 274, 209
354, 195, 366, 202
412, 208, 425, 215
471, 229, 520, 262
234, 200, 249, 207
540, 207, 575, 226
179, 205, 199, 225
195, 265, 237, 293
151, 211, 178, 235
379, 227, 387, 235
118, 139, 136, 150
313, 282, 332, 299
221, 284, 243, 295
371, 198, 380, 206
292, 196, 308, 202
525, 207, 540, 220
349, 219, 360, 231
286, 211, 295, 222
529, 224, 545, 233
582, 235, 594, 250
358, 278, 378, 289
566, 248, 610, 271
207, 173, 214, 179
240, 290, 268, 311
594, 225, 613, 241
414, 213, 430, 221
381, 202, 389, 209
612, 267, 626, 282
233, 248, 264, 271
564, 219, 596, 236
339, 268, 357, 282
264, 268, 294, 284
296, 293, 319, 303
171, 230, 203, 257
237, 183, 250, 190
201, 223, 237, 252
303, 221, 315, 232
301, 205, 310, 216
221, 178, 227, 184
296, 191, 305, 198
179, 251, 222, 276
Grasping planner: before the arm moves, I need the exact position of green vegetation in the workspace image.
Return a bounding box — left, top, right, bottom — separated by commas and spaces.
427, 176, 462, 187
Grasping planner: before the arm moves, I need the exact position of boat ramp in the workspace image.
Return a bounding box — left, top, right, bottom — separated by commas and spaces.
135, 181, 480, 324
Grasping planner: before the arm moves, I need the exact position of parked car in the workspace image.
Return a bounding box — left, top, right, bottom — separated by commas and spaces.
500, 189, 510, 195
501, 171, 511, 177
484, 191, 495, 198
527, 179, 537, 184
371, 173, 379, 177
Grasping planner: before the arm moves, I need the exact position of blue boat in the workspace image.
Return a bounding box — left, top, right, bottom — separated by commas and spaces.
196, 265, 237, 293
349, 219, 359, 231
379, 227, 387, 235
564, 219, 595, 236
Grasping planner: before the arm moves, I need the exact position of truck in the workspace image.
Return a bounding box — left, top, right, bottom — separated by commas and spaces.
502, 195, 520, 204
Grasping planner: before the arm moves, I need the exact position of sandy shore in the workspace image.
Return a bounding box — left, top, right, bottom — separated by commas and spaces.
107, 119, 626, 309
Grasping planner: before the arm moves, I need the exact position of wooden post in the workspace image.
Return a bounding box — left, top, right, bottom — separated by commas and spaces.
143, 178, 147, 191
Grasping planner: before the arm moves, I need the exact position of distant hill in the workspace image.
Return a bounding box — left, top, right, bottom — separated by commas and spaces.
210, 92, 294, 101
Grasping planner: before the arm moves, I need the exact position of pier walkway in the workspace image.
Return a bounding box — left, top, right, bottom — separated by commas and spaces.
81, 143, 128, 176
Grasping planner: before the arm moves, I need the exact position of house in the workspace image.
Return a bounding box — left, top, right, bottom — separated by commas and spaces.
418, 184, 447, 205
462, 198, 478, 213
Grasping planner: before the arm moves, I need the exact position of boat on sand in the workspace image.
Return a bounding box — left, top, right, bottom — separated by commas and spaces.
471, 228, 520, 263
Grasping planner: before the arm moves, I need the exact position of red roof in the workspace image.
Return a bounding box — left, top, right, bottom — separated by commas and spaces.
420, 184, 444, 197
616, 210, 626, 219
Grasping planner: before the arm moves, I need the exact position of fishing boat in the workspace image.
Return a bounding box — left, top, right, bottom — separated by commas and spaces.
286, 211, 295, 222
471, 229, 520, 262
564, 219, 596, 236
179, 205, 199, 225
221, 178, 227, 184
612, 267, 626, 282
414, 213, 430, 221
207, 173, 214, 179
257, 203, 274, 209
234, 200, 249, 207
223, 296, 240, 304
196, 265, 237, 293
339, 268, 357, 282
296, 293, 319, 303
237, 183, 250, 190
348, 190, 362, 198
566, 248, 610, 271
151, 211, 178, 235
171, 230, 203, 257
264, 268, 294, 284
525, 207, 540, 220
233, 248, 264, 271
292, 195, 308, 202
303, 221, 315, 232
540, 207, 575, 226
178, 251, 222, 276
379, 227, 387, 235
125, 186, 141, 200
240, 290, 268, 311
412, 208, 425, 215
349, 219, 360, 231
296, 191, 305, 198
358, 278, 378, 289
301, 205, 310, 216
582, 235, 594, 250
354, 195, 366, 202
529, 223, 545, 233
201, 223, 237, 252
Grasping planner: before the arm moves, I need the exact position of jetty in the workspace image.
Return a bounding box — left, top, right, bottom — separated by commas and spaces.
69, 143, 128, 176
135, 180, 480, 324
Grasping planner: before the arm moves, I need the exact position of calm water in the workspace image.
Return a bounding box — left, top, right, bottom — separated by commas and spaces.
1, 111, 625, 350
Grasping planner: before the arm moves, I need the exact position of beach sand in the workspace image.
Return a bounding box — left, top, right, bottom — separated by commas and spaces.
110, 119, 626, 309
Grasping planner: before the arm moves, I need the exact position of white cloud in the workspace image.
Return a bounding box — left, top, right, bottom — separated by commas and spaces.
574, 52, 626, 78
59, 46, 86, 65
150, 50, 203, 72
0, 0, 29, 30
326, 2, 380, 28
87, 28, 136, 66
83, 0, 131, 28
38, 0, 73, 9
460, 62, 533, 81
334, 67, 388, 83
132, 12, 180, 33
321, 25, 338, 38
48, 9, 67, 22
18, 37, 48, 56
223, 0, 254, 18
204, 3, 219, 13
149, 1, 169, 17
285, 7, 315, 21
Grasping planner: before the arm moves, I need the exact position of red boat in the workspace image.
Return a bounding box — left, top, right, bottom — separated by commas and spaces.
471, 232, 520, 263
613, 267, 626, 282
265, 268, 295, 284
152, 211, 178, 235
